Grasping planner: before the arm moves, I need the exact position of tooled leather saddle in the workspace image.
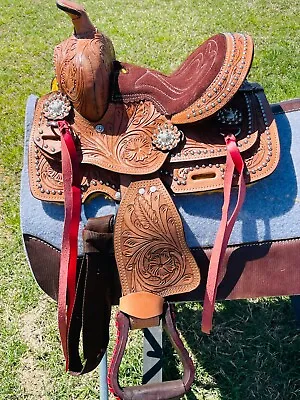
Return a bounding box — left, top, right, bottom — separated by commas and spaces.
23, 0, 280, 398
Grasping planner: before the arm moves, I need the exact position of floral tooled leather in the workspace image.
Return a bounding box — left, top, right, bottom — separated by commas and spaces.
54, 31, 115, 122
114, 178, 201, 297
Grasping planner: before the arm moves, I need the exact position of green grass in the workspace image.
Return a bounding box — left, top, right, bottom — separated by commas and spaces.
0, 0, 299, 399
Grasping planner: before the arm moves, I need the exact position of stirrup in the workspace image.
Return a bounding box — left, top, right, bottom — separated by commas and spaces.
108, 303, 195, 400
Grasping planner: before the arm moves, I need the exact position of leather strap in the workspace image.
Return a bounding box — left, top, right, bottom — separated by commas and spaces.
202, 134, 246, 334
57, 120, 81, 369
68, 215, 115, 375
119, 292, 164, 319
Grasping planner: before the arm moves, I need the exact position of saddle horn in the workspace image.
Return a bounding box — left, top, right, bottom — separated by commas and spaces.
54, 0, 116, 121
56, 0, 94, 36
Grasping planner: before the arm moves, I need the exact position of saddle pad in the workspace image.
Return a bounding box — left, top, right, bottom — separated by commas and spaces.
21, 96, 300, 254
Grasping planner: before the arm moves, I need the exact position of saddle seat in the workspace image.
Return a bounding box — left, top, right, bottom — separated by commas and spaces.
113, 33, 254, 124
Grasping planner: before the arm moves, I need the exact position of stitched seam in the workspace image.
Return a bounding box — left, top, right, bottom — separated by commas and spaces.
26, 235, 61, 253
192, 237, 300, 252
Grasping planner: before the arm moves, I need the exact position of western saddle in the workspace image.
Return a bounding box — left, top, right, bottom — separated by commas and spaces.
25, 0, 280, 398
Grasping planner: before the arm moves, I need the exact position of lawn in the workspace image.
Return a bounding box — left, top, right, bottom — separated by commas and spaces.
0, 0, 299, 399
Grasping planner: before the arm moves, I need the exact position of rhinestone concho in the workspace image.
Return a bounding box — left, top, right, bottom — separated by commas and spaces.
152, 122, 183, 151
43, 91, 71, 120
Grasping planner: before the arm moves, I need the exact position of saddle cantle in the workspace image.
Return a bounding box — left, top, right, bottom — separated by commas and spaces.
24, 1, 280, 399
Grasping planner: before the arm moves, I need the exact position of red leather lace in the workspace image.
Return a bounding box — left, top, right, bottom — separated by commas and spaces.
202, 134, 246, 334
57, 120, 81, 369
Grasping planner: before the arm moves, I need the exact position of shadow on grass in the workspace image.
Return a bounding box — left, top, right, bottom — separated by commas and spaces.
163, 298, 300, 400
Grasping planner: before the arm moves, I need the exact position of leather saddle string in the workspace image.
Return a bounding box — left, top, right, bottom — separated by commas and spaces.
57, 120, 82, 369
202, 134, 246, 334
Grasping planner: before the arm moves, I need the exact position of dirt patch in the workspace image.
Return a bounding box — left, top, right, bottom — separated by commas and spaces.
20, 354, 51, 400
20, 296, 54, 352
19, 296, 55, 399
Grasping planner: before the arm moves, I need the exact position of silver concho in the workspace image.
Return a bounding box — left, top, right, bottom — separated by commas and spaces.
95, 124, 105, 133
43, 92, 71, 120
217, 108, 242, 125
152, 122, 183, 151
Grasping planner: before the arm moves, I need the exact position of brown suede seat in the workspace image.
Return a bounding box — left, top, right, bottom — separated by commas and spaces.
112, 33, 254, 124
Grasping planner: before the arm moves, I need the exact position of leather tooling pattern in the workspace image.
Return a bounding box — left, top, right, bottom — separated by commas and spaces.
114, 178, 200, 297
